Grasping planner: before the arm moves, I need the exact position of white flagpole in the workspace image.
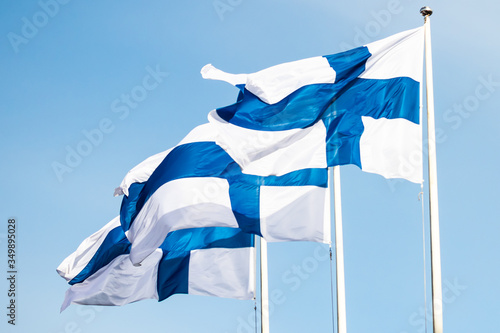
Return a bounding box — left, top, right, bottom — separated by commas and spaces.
420, 6, 443, 333
332, 166, 347, 333
260, 237, 270, 333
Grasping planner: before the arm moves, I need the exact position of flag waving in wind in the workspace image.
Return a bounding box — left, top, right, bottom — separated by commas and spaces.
202, 27, 424, 183
57, 217, 255, 310
116, 123, 330, 265
58, 26, 425, 312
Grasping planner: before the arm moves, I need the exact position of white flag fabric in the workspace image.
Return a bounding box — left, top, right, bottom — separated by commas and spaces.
202, 27, 424, 183
57, 218, 255, 311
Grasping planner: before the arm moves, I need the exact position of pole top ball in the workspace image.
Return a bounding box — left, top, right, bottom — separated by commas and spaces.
420, 6, 433, 17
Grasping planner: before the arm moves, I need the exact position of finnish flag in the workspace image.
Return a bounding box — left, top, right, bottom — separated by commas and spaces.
115, 123, 330, 266
202, 27, 424, 183
57, 217, 255, 310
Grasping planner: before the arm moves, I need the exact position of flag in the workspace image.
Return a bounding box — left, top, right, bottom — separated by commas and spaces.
202, 27, 424, 183
115, 123, 330, 265
57, 217, 255, 311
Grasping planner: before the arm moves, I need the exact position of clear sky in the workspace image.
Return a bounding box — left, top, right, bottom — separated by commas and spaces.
1, 1, 499, 332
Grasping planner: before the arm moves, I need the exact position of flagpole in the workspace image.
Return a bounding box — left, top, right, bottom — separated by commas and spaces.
332, 166, 347, 333
420, 6, 443, 333
260, 237, 270, 333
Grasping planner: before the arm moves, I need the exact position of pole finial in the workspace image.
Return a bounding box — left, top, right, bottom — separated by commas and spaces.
420, 6, 433, 17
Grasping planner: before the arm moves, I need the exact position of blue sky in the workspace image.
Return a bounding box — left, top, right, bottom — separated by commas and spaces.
1, 0, 499, 332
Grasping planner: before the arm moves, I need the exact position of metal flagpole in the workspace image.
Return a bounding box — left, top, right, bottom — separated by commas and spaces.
260, 237, 270, 333
332, 166, 347, 333
420, 6, 443, 333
